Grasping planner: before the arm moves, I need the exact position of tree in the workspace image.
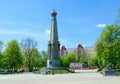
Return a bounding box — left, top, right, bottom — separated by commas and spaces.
60, 56, 68, 67
31, 49, 41, 70
38, 50, 48, 68
60, 54, 77, 67
21, 38, 37, 72
89, 55, 99, 68
95, 24, 120, 68
112, 39, 120, 68
79, 51, 90, 62
40, 56, 47, 68
75, 49, 90, 63
3, 40, 23, 72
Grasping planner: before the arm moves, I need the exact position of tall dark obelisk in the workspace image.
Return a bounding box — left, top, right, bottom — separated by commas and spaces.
47, 9, 61, 67
41, 10, 62, 75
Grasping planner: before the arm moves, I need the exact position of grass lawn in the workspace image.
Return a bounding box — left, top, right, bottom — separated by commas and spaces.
48, 70, 72, 74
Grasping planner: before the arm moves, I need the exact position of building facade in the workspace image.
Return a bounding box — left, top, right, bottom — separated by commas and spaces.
60, 44, 96, 57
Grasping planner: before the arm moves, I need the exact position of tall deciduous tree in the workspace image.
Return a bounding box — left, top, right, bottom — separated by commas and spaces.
3, 40, 23, 72
21, 38, 37, 72
95, 24, 120, 68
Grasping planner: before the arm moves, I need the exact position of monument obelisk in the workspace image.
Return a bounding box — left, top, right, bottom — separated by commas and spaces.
47, 9, 61, 67
41, 9, 62, 75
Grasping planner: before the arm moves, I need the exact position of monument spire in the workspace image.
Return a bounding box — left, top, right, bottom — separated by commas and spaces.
50, 9, 58, 41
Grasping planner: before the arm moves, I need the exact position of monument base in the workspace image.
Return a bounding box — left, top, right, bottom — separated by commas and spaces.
40, 67, 68, 75
104, 70, 115, 76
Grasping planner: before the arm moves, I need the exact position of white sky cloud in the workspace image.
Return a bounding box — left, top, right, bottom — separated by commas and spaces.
0, 29, 24, 35
45, 29, 51, 35
0, 29, 47, 39
96, 24, 106, 28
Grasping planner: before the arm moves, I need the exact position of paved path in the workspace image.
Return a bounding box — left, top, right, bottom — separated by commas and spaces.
0, 70, 120, 84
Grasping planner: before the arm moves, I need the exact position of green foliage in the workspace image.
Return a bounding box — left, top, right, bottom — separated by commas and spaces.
89, 56, 99, 68
31, 49, 41, 70
79, 51, 88, 62
3, 40, 23, 72
0, 72, 8, 74
76, 50, 90, 63
99, 69, 105, 74
95, 24, 120, 68
0, 54, 4, 68
0, 38, 48, 72
60, 54, 77, 67
40, 56, 47, 68
38, 50, 47, 68
48, 70, 71, 74
115, 69, 120, 76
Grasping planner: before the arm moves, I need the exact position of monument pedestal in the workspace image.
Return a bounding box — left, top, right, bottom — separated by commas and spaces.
103, 63, 115, 76
104, 70, 115, 76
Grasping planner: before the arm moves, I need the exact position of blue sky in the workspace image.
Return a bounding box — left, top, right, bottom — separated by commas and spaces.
0, 0, 120, 51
